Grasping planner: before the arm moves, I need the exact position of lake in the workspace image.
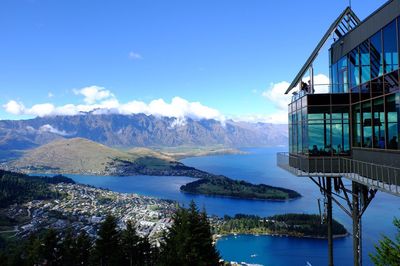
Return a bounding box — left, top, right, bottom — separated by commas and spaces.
65, 147, 400, 266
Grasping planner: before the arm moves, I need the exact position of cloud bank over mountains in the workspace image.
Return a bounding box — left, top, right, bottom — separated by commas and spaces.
3, 86, 226, 123
3, 74, 329, 124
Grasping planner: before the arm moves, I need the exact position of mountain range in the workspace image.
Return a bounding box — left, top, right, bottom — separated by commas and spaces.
0, 113, 287, 153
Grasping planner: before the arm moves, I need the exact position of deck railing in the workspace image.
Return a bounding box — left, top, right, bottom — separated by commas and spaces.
276, 152, 400, 196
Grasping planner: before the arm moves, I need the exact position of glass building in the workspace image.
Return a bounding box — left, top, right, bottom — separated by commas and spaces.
278, 1, 400, 265
287, 1, 400, 170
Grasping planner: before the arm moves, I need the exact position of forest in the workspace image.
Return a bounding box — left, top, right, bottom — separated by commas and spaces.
0, 170, 74, 208
181, 176, 301, 200
215, 213, 348, 238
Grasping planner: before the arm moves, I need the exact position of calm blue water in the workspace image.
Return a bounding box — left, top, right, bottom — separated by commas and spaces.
59, 147, 399, 266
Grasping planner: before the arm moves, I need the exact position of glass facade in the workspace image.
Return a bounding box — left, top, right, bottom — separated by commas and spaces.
288, 95, 351, 156
387, 93, 400, 149
332, 18, 400, 97
327, 18, 400, 152
289, 17, 400, 157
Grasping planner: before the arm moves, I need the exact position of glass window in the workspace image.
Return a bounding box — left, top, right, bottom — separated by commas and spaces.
343, 123, 350, 153
373, 98, 385, 149
302, 110, 308, 155
384, 71, 399, 93
362, 101, 372, 148
308, 106, 331, 156
331, 62, 339, 93
386, 94, 400, 150
360, 40, 370, 84
308, 123, 325, 156
371, 76, 383, 97
291, 112, 297, 154
301, 96, 307, 108
289, 113, 295, 153
370, 30, 383, 79
383, 20, 398, 73
297, 110, 302, 154
352, 104, 362, 147
331, 106, 350, 155
348, 48, 360, 89
338, 56, 349, 93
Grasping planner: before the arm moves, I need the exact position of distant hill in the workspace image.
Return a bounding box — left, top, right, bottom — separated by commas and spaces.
0, 113, 287, 152
6, 138, 178, 175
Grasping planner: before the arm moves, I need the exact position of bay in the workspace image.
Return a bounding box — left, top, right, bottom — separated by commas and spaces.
61, 147, 399, 266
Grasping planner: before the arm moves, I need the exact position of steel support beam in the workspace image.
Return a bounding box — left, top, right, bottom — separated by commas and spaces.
327, 177, 334, 266
309, 176, 376, 266
352, 181, 361, 266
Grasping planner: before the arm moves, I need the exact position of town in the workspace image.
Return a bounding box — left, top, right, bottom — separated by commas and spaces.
3, 183, 176, 245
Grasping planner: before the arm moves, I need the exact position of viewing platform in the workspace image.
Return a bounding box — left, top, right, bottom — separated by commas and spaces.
277, 152, 400, 197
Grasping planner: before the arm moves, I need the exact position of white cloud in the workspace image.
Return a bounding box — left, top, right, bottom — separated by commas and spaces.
169, 117, 187, 128
260, 73, 330, 123
301, 73, 330, 94
262, 73, 330, 111
48, 92, 54, 98
39, 124, 71, 136
230, 113, 288, 124
128, 51, 142, 60
73, 85, 115, 104
6, 76, 332, 125
28, 103, 56, 117
3, 87, 226, 123
262, 81, 292, 111
3, 100, 25, 115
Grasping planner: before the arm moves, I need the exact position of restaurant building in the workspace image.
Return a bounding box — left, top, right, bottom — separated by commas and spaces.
277, 1, 400, 265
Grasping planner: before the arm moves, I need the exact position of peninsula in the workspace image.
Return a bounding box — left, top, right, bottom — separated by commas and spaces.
1, 138, 301, 201
213, 214, 348, 239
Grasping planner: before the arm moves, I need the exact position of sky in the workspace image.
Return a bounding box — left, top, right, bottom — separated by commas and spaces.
0, 0, 388, 123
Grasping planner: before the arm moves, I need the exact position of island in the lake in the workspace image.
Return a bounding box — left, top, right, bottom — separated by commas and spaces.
0, 138, 301, 201
212, 213, 348, 239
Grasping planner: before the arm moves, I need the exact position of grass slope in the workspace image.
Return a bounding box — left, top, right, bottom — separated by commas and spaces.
10, 138, 176, 174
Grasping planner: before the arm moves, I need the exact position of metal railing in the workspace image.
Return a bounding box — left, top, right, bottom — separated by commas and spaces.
340, 158, 400, 196
277, 152, 400, 196
277, 152, 342, 177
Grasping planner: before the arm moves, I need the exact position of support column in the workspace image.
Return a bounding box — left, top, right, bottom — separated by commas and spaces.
327, 177, 334, 266
352, 181, 360, 266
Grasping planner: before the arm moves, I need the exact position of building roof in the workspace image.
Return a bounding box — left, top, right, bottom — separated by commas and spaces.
284, 7, 360, 94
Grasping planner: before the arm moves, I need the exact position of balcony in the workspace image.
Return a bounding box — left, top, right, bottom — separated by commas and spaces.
277, 152, 400, 196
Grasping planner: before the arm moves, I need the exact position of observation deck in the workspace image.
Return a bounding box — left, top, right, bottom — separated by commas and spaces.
277, 152, 400, 197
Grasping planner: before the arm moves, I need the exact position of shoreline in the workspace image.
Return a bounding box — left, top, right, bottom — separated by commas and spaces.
213, 232, 349, 243
181, 190, 300, 202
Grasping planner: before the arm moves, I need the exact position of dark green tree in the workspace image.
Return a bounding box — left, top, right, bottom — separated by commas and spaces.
94, 215, 122, 266
159, 201, 220, 266
59, 228, 76, 266
121, 220, 141, 266
13, 229, 61, 266
75, 230, 92, 266
370, 218, 400, 265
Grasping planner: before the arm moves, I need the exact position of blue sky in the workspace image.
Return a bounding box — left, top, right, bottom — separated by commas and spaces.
0, 0, 387, 122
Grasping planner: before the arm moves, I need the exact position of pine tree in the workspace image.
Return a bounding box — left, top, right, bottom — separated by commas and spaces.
38, 229, 60, 266
159, 201, 220, 266
59, 228, 76, 266
94, 215, 122, 266
121, 220, 141, 266
75, 230, 92, 266
370, 218, 400, 265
